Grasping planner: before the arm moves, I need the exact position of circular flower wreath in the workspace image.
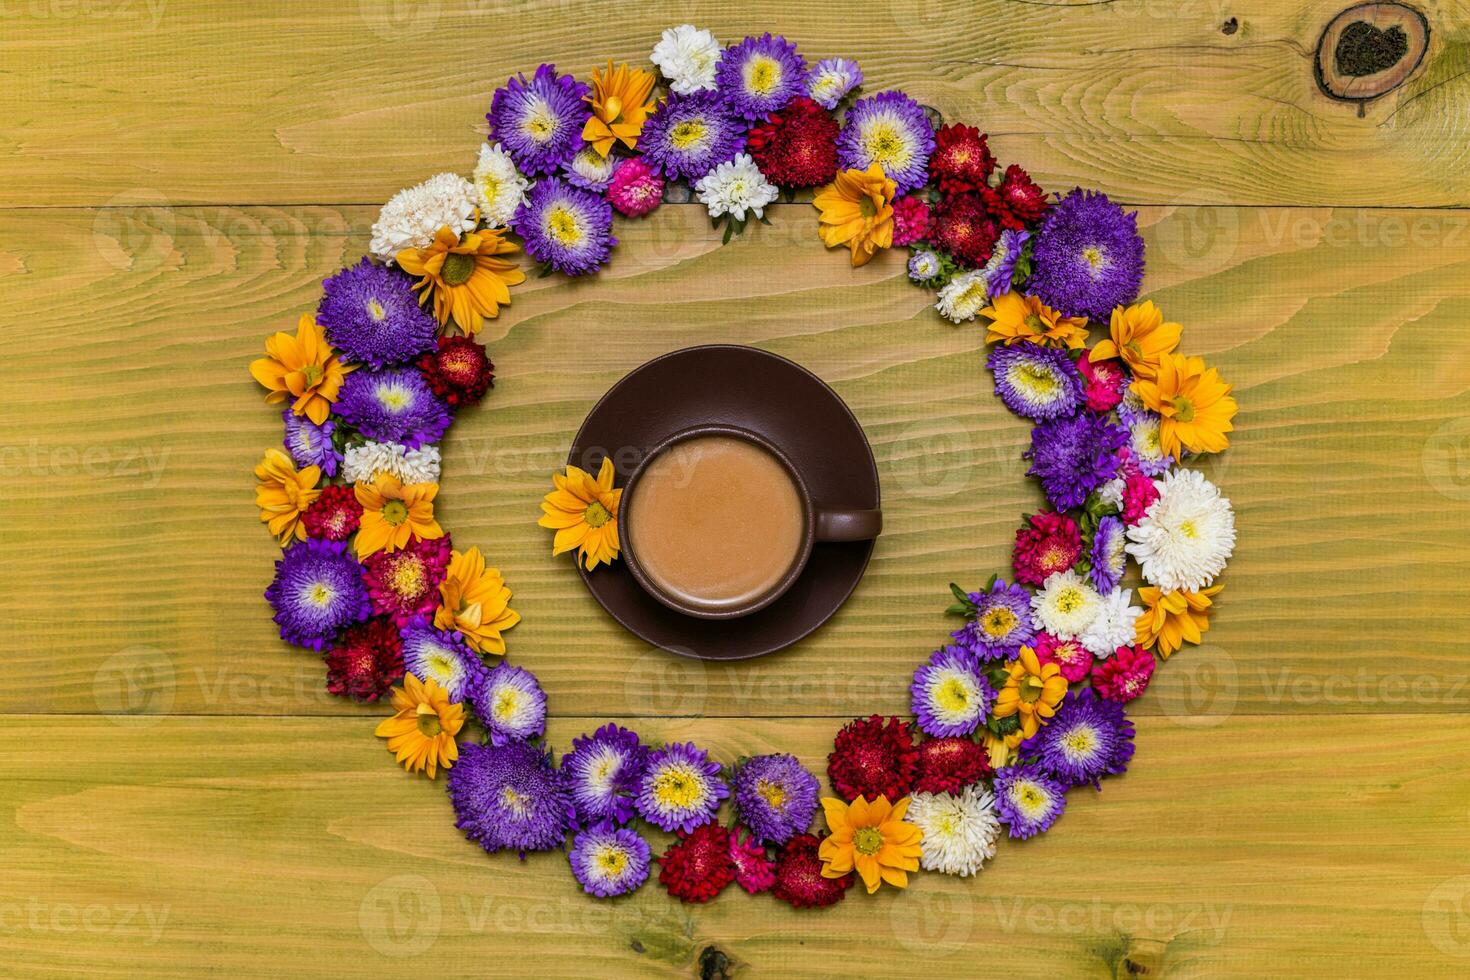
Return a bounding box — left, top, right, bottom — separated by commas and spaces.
249, 26, 1239, 906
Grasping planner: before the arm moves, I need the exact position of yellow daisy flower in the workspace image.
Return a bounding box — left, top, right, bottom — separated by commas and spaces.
537, 457, 623, 570
582, 61, 656, 156
992, 645, 1068, 739
248, 314, 355, 425
435, 546, 521, 656
818, 795, 924, 894
353, 474, 444, 558
1090, 300, 1181, 380
1131, 353, 1238, 456
397, 225, 525, 336
374, 673, 464, 778
254, 447, 321, 545
979, 291, 1089, 349
1136, 584, 1223, 658
813, 163, 896, 267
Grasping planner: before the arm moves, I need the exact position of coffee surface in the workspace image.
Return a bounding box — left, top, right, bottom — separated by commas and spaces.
626, 435, 805, 612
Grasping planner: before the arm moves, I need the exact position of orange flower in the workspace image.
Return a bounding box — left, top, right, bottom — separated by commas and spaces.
582, 61, 656, 156
397, 225, 525, 336
254, 447, 321, 545
1090, 300, 1181, 380
353, 474, 444, 558
1131, 353, 1238, 456
1136, 584, 1223, 658
537, 458, 622, 571
435, 546, 521, 656
248, 314, 355, 425
813, 163, 896, 267
818, 795, 923, 894
374, 673, 464, 778
992, 646, 1068, 739
979, 291, 1089, 350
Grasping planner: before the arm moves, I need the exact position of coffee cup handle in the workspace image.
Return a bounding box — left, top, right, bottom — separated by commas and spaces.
813, 507, 883, 543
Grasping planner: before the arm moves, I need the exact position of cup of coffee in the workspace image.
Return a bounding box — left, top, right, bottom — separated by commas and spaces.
618, 424, 882, 619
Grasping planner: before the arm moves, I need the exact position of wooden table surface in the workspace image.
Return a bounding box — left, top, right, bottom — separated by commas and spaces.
4, 1, 1469, 976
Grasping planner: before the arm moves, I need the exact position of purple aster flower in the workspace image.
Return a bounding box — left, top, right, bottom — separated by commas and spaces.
486, 64, 590, 177
731, 753, 820, 845
907, 248, 943, 284
1027, 189, 1144, 322
468, 661, 547, 746
264, 538, 370, 650
399, 618, 483, 703
638, 91, 745, 182
1026, 412, 1129, 511
836, 91, 935, 195
961, 579, 1037, 659
562, 724, 648, 826
334, 366, 451, 449
993, 763, 1068, 839
1123, 409, 1175, 477
911, 646, 995, 737
562, 143, 620, 192
568, 821, 651, 898
715, 33, 807, 122
447, 740, 575, 857
1088, 515, 1128, 594
282, 408, 340, 477
513, 177, 617, 277
806, 57, 862, 110
635, 741, 729, 834
986, 344, 1085, 422
1020, 689, 1135, 789
983, 228, 1029, 298
316, 258, 437, 368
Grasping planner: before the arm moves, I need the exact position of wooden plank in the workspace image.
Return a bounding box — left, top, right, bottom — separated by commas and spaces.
3, 202, 1469, 718
1, 714, 1466, 977
3, 0, 1470, 207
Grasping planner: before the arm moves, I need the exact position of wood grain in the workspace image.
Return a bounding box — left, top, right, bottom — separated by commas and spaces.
5, 1, 1470, 975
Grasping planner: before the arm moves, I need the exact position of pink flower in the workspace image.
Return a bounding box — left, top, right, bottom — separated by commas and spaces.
1092, 644, 1156, 702
1078, 349, 1126, 411
729, 825, 776, 894
1034, 632, 1093, 683
1012, 510, 1082, 586
607, 158, 664, 218
890, 195, 932, 247
1121, 470, 1160, 525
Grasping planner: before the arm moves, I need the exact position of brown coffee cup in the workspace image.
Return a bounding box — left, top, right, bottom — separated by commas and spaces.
618, 424, 882, 620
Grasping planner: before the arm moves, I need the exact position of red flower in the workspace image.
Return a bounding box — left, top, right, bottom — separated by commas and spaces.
1121, 469, 1160, 525
657, 823, 735, 903
828, 715, 919, 803
913, 736, 993, 794
1092, 644, 1156, 703
929, 124, 996, 195
1078, 349, 1127, 411
931, 193, 1000, 268
301, 484, 362, 542
991, 164, 1049, 229
746, 97, 840, 188
891, 195, 933, 247
1012, 511, 1082, 586
418, 335, 495, 407
729, 826, 776, 894
771, 833, 852, 909
324, 618, 403, 702
362, 535, 454, 626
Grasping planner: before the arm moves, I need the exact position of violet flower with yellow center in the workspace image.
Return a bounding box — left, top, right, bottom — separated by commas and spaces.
582, 61, 656, 156
992, 645, 1068, 739
353, 473, 444, 558
254, 447, 321, 545
537, 457, 622, 570
979, 291, 1089, 350
374, 673, 464, 778
818, 795, 923, 894
248, 314, 355, 425
435, 545, 521, 656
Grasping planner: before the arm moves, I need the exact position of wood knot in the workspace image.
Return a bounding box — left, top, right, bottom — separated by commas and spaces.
698, 945, 733, 980
1314, 2, 1430, 114
1221, 17, 1239, 35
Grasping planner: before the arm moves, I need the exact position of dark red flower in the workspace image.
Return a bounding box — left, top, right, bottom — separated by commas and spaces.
1013, 510, 1082, 586
929, 124, 996, 195
931, 193, 1000, 268
301, 484, 362, 542
771, 833, 852, 909
1092, 644, 1157, 702
828, 715, 919, 803
657, 823, 735, 903
417, 335, 495, 407
914, 736, 993, 794
746, 96, 840, 188
324, 617, 403, 702
993, 163, 1049, 229
361, 535, 453, 626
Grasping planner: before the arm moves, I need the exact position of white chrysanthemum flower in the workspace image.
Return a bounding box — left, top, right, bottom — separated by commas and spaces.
1031, 570, 1102, 640
1126, 469, 1236, 591
1098, 475, 1126, 510
1080, 588, 1143, 657
567, 145, 618, 190
935, 269, 989, 324
694, 153, 778, 222
342, 441, 442, 486
369, 172, 479, 263
472, 143, 532, 228
650, 24, 721, 95
905, 786, 1001, 877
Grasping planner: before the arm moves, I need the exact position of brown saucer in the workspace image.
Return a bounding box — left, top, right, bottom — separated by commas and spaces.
569, 345, 880, 660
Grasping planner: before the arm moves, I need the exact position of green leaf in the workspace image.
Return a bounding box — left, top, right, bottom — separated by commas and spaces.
950, 582, 970, 604
945, 603, 970, 616
721, 221, 734, 245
